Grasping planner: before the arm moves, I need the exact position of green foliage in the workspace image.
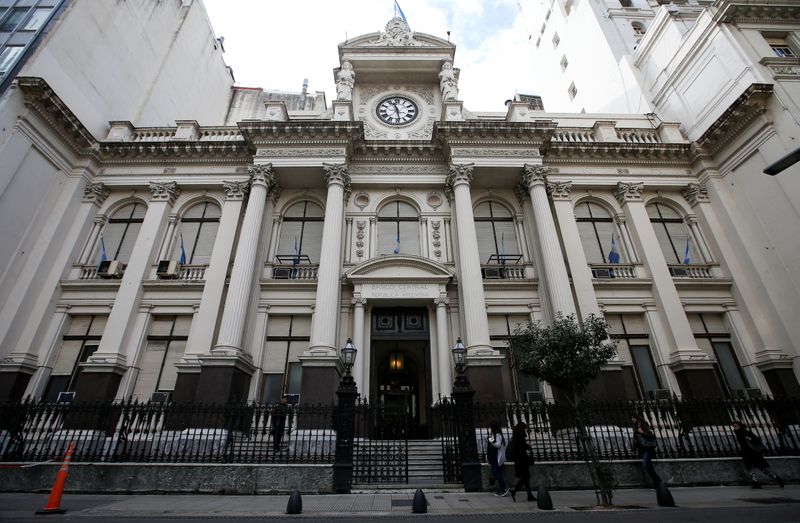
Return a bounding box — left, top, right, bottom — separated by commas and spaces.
510, 313, 617, 403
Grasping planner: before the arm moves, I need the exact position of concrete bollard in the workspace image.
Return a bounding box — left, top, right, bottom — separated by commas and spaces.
412, 488, 427, 514
537, 484, 553, 510
286, 488, 303, 514
656, 481, 675, 507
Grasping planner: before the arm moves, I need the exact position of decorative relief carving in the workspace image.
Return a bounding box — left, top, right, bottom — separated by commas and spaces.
451, 148, 540, 158
248, 163, 277, 190
349, 164, 447, 175
682, 183, 709, 206
163, 167, 176, 174
223, 181, 249, 201
366, 17, 431, 47
431, 220, 442, 258
614, 181, 644, 204
355, 220, 366, 259
149, 181, 180, 204
426, 192, 443, 210
617, 168, 630, 175
546, 181, 572, 200
256, 147, 347, 157
521, 164, 549, 189
514, 182, 529, 205
83, 182, 109, 204
364, 124, 389, 140
407, 119, 434, 139
353, 192, 370, 210
406, 86, 435, 105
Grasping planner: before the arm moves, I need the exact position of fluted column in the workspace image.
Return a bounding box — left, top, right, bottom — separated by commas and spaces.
351, 294, 366, 391
308, 163, 351, 355
521, 164, 576, 318
213, 165, 277, 354
436, 294, 453, 397
446, 163, 492, 354
158, 215, 179, 261
548, 180, 600, 319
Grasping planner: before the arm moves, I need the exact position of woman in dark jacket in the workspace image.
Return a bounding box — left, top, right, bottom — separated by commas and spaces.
509, 422, 535, 502
732, 420, 784, 488
630, 413, 662, 486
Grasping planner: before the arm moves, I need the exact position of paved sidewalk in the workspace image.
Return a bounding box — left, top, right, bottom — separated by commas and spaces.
0, 485, 798, 519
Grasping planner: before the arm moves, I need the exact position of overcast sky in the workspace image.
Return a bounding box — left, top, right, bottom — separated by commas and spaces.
202, 0, 546, 112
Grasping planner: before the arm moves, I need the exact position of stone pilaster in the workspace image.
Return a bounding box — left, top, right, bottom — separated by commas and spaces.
435, 293, 453, 398
351, 294, 366, 393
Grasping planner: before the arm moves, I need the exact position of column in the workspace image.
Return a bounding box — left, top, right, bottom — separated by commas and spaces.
351, 294, 366, 392
78, 214, 106, 265
446, 164, 492, 354
615, 215, 638, 264
78, 181, 179, 402
369, 216, 377, 258
521, 164, 577, 318
514, 215, 531, 263
548, 180, 601, 319
301, 164, 351, 405
421, 217, 429, 258
345, 217, 353, 263
157, 215, 178, 261
685, 215, 713, 263
436, 293, 453, 398
444, 217, 453, 263
213, 166, 276, 354
615, 182, 713, 396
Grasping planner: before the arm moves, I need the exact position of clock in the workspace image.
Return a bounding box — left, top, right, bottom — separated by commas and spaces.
376, 96, 418, 126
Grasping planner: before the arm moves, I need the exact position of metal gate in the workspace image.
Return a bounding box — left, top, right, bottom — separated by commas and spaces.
352, 398, 409, 484
434, 398, 463, 484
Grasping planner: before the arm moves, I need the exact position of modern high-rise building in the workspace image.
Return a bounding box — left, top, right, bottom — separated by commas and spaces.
0, 2, 798, 442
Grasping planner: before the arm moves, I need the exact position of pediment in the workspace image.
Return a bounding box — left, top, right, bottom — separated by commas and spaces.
340, 18, 453, 51
347, 255, 453, 282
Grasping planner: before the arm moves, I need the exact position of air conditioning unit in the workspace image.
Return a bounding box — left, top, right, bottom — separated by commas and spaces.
592, 268, 613, 279
525, 391, 544, 403
151, 391, 171, 403
483, 267, 503, 279
285, 393, 300, 405
648, 389, 672, 400
156, 260, 181, 279
97, 260, 123, 278
669, 267, 689, 277
56, 391, 75, 403
273, 267, 293, 279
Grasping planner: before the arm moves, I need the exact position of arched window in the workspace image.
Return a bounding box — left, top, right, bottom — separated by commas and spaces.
102, 202, 146, 263
575, 202, 623, 264
647, 202, 698, 264
474, 201, 520, 264
173, 202, 220, 265
377, 201, 420, 256
276, 201, 324, 263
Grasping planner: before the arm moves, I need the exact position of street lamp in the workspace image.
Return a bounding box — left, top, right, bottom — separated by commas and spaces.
450, 337, 470, 393
449, 336, 481, 491
334, 338, 358, 492
341, 338, 357, 376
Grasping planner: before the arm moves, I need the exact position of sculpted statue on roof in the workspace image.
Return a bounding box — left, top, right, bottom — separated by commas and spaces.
367, 17, 430, 47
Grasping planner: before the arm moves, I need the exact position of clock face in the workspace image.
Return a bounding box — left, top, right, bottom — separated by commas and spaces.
376, 96, 418, 126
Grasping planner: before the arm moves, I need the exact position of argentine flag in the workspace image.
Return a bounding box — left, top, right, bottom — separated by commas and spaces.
683, 237, 691, 265
393, 232, 401, 254
394, 0, 409, 28
179, 231, 187, 265
608, 233, 621, 264
98, 233, 108, 268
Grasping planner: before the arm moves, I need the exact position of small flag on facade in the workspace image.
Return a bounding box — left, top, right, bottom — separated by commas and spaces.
608, 233, 621, 264
394, 0, 409, 28
293, 236, 301, 265
179, 231, 187, 265
393, 232, 401, 254
683, 237, 691, 265
98, 233, 108, 267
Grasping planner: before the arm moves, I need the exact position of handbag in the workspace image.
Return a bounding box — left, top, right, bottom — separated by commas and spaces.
638, 431, 657, 448
746, 434, 766, 454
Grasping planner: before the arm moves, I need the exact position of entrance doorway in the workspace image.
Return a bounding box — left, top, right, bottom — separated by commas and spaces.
370, 308, 431, 438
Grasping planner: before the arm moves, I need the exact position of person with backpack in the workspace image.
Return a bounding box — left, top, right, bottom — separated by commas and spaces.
732, 420, 784, 489
630, 413, 662, 486
487, 422, 509, 496
508, 422, 535, 502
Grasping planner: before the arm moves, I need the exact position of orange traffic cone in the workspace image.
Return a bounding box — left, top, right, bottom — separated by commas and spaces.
36, 442, 75, 515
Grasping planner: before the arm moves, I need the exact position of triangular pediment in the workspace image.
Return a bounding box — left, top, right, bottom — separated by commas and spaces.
346, 255, 453, 282
341, 18, 453, 51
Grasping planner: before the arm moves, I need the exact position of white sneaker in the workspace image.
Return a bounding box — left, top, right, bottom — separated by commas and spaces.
500, 489, 510, 497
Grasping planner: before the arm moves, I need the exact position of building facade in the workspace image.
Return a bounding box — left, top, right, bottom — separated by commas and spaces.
0, 11, 798, 440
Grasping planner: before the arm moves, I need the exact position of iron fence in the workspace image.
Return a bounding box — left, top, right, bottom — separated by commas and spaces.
474, 397, 800, 463
0, 400, 336, 464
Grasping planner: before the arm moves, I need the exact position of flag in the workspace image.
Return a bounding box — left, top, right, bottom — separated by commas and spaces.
98, 232, 108, 268
608, 233, 621, 264
683, 237, 691, 265
394, 0, 409, 27
499, 232, 506, 265
292, 236, 300, 265
393, 232, 401, 254
179, 231, 187, 265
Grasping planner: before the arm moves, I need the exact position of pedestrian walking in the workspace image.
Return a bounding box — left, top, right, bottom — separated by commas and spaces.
732, 420, 784, 489
630, 413, 662, 486
508, 422, 535, 502
271, 395, 290, 452
487, 422, 509, 496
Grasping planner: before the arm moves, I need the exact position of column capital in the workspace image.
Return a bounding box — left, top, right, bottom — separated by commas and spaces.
323, 162, 351, 187
149, 181, 180, 204
521, 164, 549, 189
93, 213, 108, 225
614, 181, 644, 204
434, 294, 450, 307
614, 213, 626, 225
248, 163, 277, 189
446, 163, 474, 188
223, 180, 250, 201
682, 182, 709, 207
546, 180, 572, 200
83, 182, 110, 205
167, 214, 180, 225
351, 294, 367, 307
685, 214, 698, 226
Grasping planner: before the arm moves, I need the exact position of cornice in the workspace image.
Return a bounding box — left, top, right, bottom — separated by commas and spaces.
694, 83, 773, 158
98, 141, 252, 163
713, 0, 800, 23
352, 141, 445, 163
238, 120, 363, 145
435, 120, 558, 145
16, 77, 97, 157
547, 142, 692, 165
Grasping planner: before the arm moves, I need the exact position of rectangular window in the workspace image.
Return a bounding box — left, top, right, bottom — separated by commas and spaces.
131, 316, 191, 401
606, 314, 657, 398
22, 7, 53, 31
688, 313, 747, 397
263, 315, 310, 402
489, 314, 535, 401
0, 45, 23, 74
44, 315, 106, 401
261, 373, 284, 404
0, 7, 28, 32
765, 36, 797, 57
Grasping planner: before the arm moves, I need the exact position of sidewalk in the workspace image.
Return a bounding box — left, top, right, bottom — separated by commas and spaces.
1, 485, 798, 519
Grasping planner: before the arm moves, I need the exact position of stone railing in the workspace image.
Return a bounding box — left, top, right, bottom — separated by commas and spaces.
668, 264, 713, 279
616, 129, 660, 143
552, 129, 596, 143
481, 265, 526, 280
271, 264, 319, 280
176, 265, 207, 281
129, 128, 177, 142
78, 265, 99, 280
589, 263, 637, 279
199, 127, 244, 141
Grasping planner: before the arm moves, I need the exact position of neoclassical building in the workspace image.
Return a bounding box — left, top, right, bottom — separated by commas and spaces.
1, 16, 798, 438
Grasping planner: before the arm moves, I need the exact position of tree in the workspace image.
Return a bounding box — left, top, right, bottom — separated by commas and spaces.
510, 312, 618, 506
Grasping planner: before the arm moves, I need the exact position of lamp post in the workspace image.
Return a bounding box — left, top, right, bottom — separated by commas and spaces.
334, 338, 358, 493
450, 337, 482, 491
